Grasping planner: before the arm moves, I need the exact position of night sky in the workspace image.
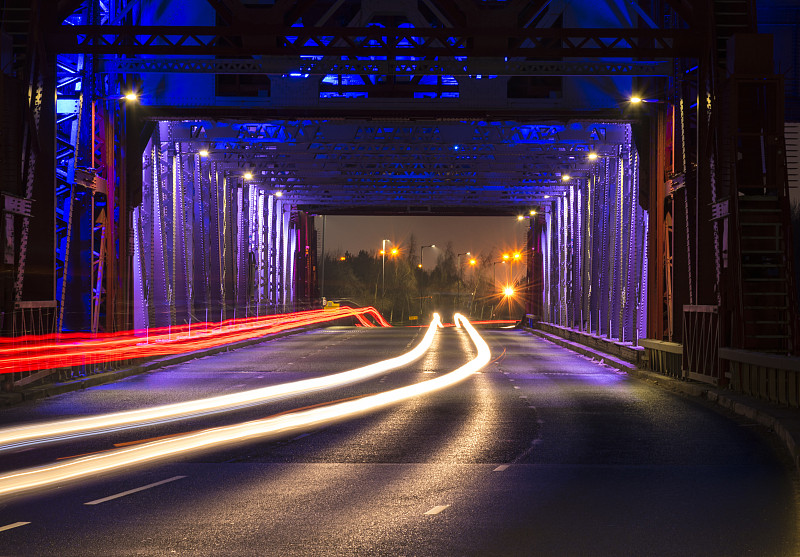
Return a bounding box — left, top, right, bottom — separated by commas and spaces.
321, 215, 529, 269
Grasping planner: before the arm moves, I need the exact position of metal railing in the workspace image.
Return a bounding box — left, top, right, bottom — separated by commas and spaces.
682, 305, 722, 386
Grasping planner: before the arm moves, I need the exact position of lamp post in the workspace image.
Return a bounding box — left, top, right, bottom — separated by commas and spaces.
420, 244, 435, 269
456, 252, 470, 311
419, 244, 435, 315
381, 239, 391, 297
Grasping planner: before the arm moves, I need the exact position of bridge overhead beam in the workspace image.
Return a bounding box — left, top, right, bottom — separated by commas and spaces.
96, 58, 672, 77
50, 26, 699, 58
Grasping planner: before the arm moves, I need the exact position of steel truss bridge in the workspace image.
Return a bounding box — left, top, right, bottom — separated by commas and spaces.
1, 0, 799, 398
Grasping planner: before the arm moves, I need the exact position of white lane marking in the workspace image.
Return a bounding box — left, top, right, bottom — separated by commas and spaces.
529, 406, 537, 410
423, 371, 435, 374
493, 465, 510, 472
257, 375, 264, 379
291, 433, 311, 441
234, 384, 246, 388
519, 395, 527, 399
84, 476, 186, 506
513, 386, 520, 390
424, 505, 450, 515
509, 379, 515, 382
0, 522, 30, 532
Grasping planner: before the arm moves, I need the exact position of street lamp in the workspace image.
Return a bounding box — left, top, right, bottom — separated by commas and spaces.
457, 252, 471, 311
381, 239, 391, 297
420, 244, 435, 269
419, 244, 435, 315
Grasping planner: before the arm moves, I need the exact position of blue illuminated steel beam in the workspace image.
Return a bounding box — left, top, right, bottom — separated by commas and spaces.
96, 57, 671, 77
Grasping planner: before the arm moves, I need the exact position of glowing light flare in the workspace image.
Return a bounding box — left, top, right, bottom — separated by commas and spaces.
0, 315, 440, 452
0, 308, 389, 375
504, 286, 515, 297
198, 149, 209, 157
0, 314, 492, 500
588, 152, 598, 160
122, 91, 138, 101
630, 96, 643, 104
390, 248, 399, 256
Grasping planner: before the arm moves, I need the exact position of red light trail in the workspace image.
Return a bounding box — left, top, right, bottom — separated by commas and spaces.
0, 307, 389, 375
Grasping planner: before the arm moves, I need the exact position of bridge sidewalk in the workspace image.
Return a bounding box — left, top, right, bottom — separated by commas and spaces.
528, 327, 800, 471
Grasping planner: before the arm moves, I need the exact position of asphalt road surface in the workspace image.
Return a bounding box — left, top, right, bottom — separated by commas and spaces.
0, 324, 797, 556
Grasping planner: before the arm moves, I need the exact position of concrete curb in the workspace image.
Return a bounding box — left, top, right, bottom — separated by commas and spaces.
526, 327, 800, 471
0, 326, 318, 407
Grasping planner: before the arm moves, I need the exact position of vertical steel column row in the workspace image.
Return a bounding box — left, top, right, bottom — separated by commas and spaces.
191, 153, 208, 322
281, 203, 290, 309
132, 136, 153, 332
206, 163, 222, 322
172, 142, 190, 326
543, 127, 647, 343
582, 177, 592, 332
132, 146, 301, 330
235, 180, 249, 314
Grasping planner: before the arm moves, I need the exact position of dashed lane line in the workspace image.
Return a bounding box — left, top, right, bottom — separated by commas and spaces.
424, 505, 450, 515
84, 476, 187, 506
0, 522, 30, 532
493, 465, 510, 472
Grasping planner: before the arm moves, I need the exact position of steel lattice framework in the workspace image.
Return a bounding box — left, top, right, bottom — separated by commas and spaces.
4, 0, 798, 401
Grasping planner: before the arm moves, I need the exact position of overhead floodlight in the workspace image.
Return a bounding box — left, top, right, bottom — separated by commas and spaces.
243, 172, 253, 180
630, 96, 643, 104
530, 210, 536, 216
275, 190, 283, 197
517, 215, 524, 221
588, 152, 598, 160
562, 174, 571, 181
198, 149, 209, 157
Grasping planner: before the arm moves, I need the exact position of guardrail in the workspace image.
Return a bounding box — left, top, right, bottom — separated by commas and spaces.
682, 305, 722, 386
639, 338, 683, 378
722, 347, 800, 408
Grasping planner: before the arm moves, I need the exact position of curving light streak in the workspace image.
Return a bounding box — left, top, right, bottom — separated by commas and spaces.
0, 314, 489, 501
0, 315, 443, 452
0, 307, 390, 374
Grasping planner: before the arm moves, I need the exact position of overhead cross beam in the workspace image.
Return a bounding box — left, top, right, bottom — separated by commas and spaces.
49, 25, 698, 58
96, 57, 670, 77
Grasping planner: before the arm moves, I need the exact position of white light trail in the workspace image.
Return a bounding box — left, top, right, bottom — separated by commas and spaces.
0, 315, 443, 452
0, 314, 489, 501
